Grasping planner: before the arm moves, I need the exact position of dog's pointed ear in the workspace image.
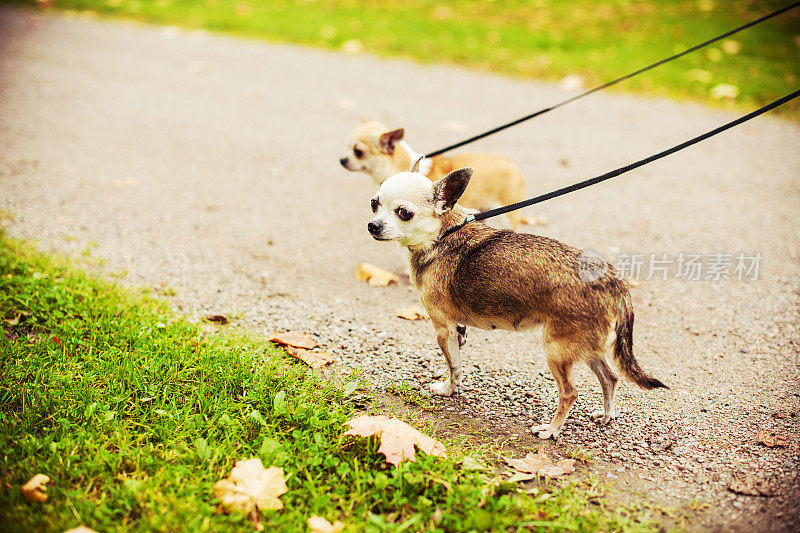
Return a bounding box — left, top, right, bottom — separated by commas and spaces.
379, 128, 404, 155
409, 156, 424, 173
433, 167, 473, 214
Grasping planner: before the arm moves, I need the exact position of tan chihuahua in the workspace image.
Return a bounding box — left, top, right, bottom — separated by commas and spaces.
341, 120, 543, 229
367, 162, 666, 438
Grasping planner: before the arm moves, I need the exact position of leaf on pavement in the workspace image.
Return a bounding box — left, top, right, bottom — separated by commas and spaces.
355, 263, 400, 287
270, 331, 317, 349
307, 516, 345, 533
504, 444, 576, 479
21, 473, 50, 502
756, 429, 795, 449
204, 314, 229, 325
728, 474, 774, 496
395, 304, 429, 321
343, 415, 447, 467
214, 458, 288, 530
286, 346, 334, 369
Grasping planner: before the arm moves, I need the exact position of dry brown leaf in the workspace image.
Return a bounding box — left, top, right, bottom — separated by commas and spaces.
21, 473, 50, 503
270, 331, 317, 349
756, 429, 794, 449
355, 263, 400, 287
729, 474, 774, 496
395, 304, 429, 321
204, 314, 229, 325
343, 415, 447, 467
286, 347, 334, 369
214, 458, 288, 529
307, 516, 345, 533
504, 444, 576, 479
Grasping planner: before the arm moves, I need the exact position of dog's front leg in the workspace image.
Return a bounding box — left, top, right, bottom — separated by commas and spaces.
430, 324, 462, 396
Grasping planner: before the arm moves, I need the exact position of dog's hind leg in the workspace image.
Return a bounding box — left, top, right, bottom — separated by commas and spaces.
456, 325, 468, 347
429, 322, 462, 397
533, 337, 578, 439
588, 358, 618, 425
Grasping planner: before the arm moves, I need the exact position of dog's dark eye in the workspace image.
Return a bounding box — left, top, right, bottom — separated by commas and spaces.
396, 207, 414, 221
370, 198, 379, 213
354, 147, 364, 159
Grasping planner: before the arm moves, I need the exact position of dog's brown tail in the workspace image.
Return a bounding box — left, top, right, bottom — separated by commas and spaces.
613, 290, 668, 390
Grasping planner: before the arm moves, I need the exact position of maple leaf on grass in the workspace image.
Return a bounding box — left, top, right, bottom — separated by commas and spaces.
308, 516, 345, 533
504, 444, 576, 479
355, 263, 400, 287
343, 415, 447, 467
214, 458, 288, 530
21, 473, 50, 502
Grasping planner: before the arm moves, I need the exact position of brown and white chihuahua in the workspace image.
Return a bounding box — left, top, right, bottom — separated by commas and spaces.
367, 161, 666, 438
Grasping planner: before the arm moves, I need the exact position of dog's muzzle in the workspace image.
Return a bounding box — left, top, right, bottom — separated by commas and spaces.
367, 220, 384, 238
339, 157, 349, 169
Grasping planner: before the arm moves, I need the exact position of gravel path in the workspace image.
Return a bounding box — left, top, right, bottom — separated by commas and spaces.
2, 8, 798, 531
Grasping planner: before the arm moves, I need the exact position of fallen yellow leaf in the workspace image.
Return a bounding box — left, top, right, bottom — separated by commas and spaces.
286, 347, 334, 369
504, 444, 576, 479
21, 473, 50, 503
355, 263, 400, 287
308, 515, 345, 533
214, 458, 288, 529
395, 304, 429, 321
270, 331, 317, 349
343, 415, 447, 467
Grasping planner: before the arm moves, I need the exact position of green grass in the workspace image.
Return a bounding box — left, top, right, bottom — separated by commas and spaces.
0, 233, 659, 531
15, 0, 800, 119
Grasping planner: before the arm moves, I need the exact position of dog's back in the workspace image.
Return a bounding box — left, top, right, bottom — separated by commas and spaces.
413, 214, 623, 332
428, 153, 525, 225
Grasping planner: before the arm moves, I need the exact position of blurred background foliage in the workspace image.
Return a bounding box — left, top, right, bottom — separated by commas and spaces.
17, 0, 800, 118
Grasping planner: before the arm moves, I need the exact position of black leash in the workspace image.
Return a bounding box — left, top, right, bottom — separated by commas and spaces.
442, 88, 800, 239
425, 1, 800, 159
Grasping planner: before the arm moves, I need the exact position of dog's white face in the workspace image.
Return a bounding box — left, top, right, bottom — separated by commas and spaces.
368, 168, 473, 247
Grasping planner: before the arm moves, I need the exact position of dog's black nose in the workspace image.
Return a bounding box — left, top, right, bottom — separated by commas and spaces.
339, 157, 349, 168
367, 221, 382, 235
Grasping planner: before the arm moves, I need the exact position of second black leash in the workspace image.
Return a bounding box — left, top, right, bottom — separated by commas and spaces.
442, 88, 800, 239
425, 1, 800, 159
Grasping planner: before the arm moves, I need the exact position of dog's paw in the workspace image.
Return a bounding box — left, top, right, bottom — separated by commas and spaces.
532, 424, 558, 439
430, 380, 455, 397
591, 410, 616, 425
